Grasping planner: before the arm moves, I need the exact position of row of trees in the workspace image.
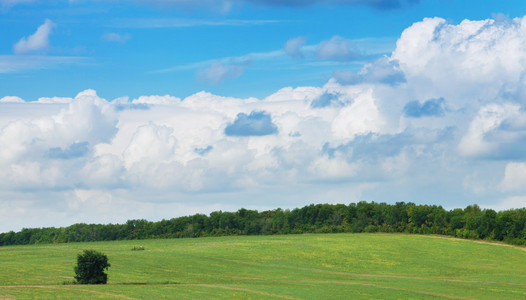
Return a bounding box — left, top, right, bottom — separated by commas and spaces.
1, 202, 526, 246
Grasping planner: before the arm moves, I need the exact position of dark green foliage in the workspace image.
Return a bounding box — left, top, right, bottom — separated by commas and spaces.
74, 250, 110, 284
3, 202, 526, 247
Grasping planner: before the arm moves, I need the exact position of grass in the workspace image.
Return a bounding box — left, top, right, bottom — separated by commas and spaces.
1, 233, 526, 299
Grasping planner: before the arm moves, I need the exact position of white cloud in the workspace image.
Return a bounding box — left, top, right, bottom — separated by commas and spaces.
486, 196, 526, 211
458, 103, 521, 157
131, 95, 181, 105
70, 189, 115, 212
36, 96, 73, 104
500, 162, 526, 192
0, 89, 116, 179
309, 154, 358, 180
8, 14, 526, 231
0, 96, 24, 103
14, 19, 56, 54
81, 154, 124, 188
263, 86, 323, 102
123, 123, 177, 169
392, 16, 526, 105
332, 88, 386, 140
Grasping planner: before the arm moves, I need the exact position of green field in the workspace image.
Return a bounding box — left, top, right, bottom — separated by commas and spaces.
1, 233, 526, 299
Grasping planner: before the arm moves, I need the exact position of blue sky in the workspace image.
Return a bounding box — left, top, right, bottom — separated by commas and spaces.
3, 0, 526, 232
3, 0, 526, 100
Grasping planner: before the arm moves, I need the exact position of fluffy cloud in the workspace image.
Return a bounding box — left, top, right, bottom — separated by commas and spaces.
392, 16, 526, 104
458, 103, 522, 158
131, 95, 181, 105
14, 19, 55, 54
8, 14, 526, 232
0, 89, 117, 185
123, 123, 177, 169
331, 88, 385, 140
0, 83, 385, 195
500, 162, 526, 192
0, 96, 24, 103
36, 96, 73, 104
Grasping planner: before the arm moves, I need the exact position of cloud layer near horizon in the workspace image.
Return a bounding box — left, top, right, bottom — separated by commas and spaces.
3, 15, 526, 232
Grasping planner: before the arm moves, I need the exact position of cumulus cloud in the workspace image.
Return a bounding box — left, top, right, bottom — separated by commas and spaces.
123, 123, 177, 171
500, 162, 526, 192
331, 88, 385, 140
264, 86, 323, 102
284, 36, 307, 59
458, 103, 523, 158
10, 14, 526, 232
225, 111, 278, 136
198, 60, 252, 84
392, 16, 526, 105
0, 96, 24, 103
36, 96, 73, 104
14, 19, 56, 54
127, 94, 181, 105
0, 89, 116, 169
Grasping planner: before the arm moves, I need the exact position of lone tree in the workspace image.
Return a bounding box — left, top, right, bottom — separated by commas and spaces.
74, 250, 110, 284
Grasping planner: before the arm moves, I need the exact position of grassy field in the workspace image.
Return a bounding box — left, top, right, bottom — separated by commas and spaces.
1, 233, 526, 299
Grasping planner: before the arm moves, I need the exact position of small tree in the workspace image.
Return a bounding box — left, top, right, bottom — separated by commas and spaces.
74, 250, 110, 284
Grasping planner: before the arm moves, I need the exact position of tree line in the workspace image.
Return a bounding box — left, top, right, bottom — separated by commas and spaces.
1, 202, 526, 246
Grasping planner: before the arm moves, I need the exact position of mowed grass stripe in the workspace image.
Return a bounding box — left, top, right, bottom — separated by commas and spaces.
1, 233, 526, 299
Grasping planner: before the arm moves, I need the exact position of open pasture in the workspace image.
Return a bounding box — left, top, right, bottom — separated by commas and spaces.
1, 233, 526, 299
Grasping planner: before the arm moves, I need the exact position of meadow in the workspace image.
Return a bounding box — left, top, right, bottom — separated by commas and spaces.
1, 233, 526, 299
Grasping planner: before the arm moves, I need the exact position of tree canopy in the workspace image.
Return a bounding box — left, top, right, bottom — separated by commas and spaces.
1, 202, 526, 247
74, 250, 110, 284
